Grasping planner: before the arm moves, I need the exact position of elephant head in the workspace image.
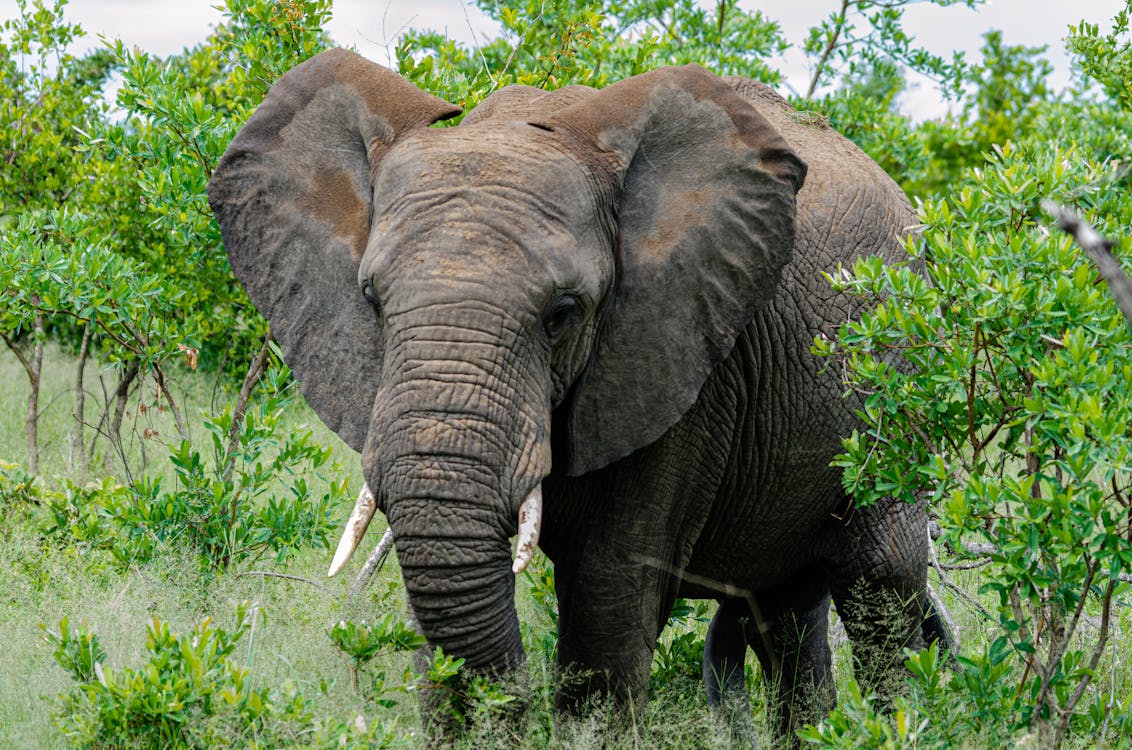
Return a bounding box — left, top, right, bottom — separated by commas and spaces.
208, 49, 804, 674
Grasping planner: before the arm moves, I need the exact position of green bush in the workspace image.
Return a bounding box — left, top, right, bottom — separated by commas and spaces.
44, 363, 342, 571
44, 602, 404, 749
650, 599, 713, 694
1068, 1, 1132, 112
328, 616, 426, 701
799, 642, 1017, 749
816, 130, 1132, 746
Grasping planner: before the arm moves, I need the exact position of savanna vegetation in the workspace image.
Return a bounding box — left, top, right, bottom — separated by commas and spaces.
3, 0, 1132, 746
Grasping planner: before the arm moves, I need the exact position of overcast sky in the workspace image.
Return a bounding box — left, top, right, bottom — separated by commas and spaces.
4, 0, 1126, 119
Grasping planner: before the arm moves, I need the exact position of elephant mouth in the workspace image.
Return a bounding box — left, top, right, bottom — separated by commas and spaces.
326, 481, 544, 577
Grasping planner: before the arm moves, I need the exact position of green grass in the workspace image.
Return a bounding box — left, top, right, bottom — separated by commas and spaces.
2, 346, 1128, 749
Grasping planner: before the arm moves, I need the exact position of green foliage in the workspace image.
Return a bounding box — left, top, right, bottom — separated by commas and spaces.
801, 0, 979, 100
415, 647, 518, 728
907, 30, 1054, 196
650, 599, 712, 693
800, 644, 954, 748
329, 616, 426, 701
44, 363, 342, 570
1069, 1, 1132, 111
10, 1, 1132, 747
0, 0, 111, 214
809, 27, 1058, 199
0, 210, 187, 368
798, 679, 922, 748
0, 459, 41, 519
519, 551, 559, 666
103, 0, 334, 373
817, 126, 1132, 744
44, 603, 404, 749
807, 61, 931, 189
397, 0, 786, 114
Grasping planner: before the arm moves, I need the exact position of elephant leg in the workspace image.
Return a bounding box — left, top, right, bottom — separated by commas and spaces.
746, 595, 835, 746
703, 597, 756, 743
831, 496, 930, 705
553, 553, 676, 720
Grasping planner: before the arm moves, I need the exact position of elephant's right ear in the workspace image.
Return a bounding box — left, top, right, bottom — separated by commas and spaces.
208, 49, 460, 452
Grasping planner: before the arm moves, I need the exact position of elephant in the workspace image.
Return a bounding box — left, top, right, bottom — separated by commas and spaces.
207, 49, 945, 743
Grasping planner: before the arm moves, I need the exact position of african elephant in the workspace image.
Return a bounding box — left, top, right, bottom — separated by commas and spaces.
208, 49, 942, 742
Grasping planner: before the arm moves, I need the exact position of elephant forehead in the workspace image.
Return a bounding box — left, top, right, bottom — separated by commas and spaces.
374, 127, 597, 222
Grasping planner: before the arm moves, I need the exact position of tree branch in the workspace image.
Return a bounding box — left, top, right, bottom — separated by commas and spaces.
1, 329, 34, 377
1043, 200, 1132, 328
151, 363, 188, 442
233, 570, 331, 594
222, 331, 273, 481
349, 527, 396, 602
805, 0, 851, 99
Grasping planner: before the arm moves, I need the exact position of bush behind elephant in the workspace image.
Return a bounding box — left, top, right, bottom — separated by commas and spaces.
208, 49, 945, 743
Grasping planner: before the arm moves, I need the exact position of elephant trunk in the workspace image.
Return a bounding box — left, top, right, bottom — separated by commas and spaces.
363, 308, 551, 673
391, 493, 524, 669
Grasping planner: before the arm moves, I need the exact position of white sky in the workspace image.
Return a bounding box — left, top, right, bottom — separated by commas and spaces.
3, 0, 1126, 119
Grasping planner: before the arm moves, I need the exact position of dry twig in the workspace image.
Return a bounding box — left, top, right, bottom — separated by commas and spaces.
349, 528, 396, 601
1042, 200, 1132, 328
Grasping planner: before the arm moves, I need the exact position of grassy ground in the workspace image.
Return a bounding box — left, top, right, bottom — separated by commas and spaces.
2, 346, 1126, 748
0, 346, 780, 748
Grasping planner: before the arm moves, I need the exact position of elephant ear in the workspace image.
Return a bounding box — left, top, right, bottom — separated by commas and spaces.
208, 49, 460, 452
535, 64, 806, 476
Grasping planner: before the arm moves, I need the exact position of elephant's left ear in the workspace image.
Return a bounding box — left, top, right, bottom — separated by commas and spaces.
535, 64, 806, 476
207, 50, 460, 453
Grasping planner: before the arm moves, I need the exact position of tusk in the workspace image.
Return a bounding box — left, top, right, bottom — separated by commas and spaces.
512, 485, 543, 575
328, 484, 378, 577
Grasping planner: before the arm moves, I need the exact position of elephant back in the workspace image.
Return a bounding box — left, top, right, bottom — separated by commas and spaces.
724, 76, 918, 328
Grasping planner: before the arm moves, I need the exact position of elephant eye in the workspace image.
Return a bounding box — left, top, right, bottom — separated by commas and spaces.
362, 280, 381, 317
543, 294, 581, 343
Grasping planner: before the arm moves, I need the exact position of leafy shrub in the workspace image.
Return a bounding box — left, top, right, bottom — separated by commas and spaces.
44, 602, 403, 749
651, 599, 713, 693
519, 551, 559, 667
1068, 1, 1132, 112
329, 615, 426, 700
800, 642, 1014, 749
44, 364, 342, 571
0, 460, 40, 520
418, 648, 519, 728
816, 129, 1132, 746
395, 0, 787, 116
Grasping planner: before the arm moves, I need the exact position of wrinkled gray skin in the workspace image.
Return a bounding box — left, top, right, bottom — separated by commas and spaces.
208, 50, 942, 743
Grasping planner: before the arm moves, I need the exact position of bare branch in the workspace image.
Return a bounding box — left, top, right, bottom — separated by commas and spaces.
805, 0, 851, 99
349, 527, 396, 602
71, 324, 91, 471
0, 329, 34, 377
222, 331, 273, 481
1043, 200, 1132, 328
151, 363, 187, 442
233, 570, 331, 594
634, 552, 781, 674
929, 536, 994, 621
1056, 577, 1117, 739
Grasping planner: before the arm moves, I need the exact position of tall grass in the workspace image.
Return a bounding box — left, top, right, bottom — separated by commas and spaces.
4, 347, 1125, 748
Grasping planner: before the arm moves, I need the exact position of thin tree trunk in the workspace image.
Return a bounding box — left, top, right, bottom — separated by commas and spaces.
110, 359, 141, 460
27, 313, 44, 475
153, 362, 188, 441
2, 311, 45, 475
71, 324, 91, 471
223, 331, 273, 481
89, 371, 111, 460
